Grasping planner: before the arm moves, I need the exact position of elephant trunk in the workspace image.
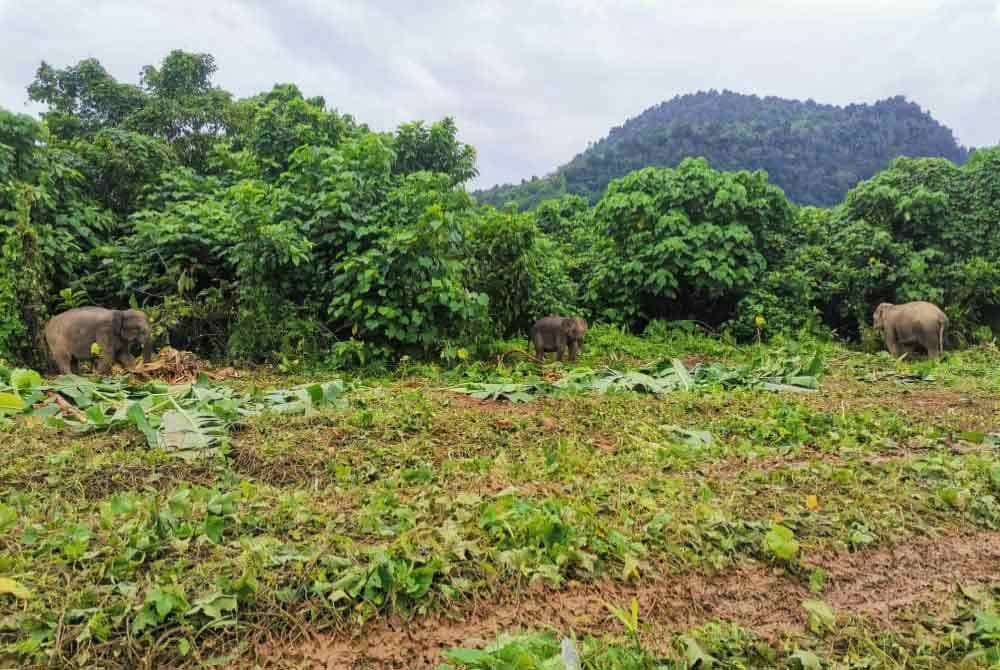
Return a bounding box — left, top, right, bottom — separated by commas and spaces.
142, 335, 155, 363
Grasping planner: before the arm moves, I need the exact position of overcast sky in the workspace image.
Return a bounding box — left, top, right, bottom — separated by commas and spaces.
1, 0, 997, 188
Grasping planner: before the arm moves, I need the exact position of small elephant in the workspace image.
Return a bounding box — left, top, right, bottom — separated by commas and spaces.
873, 301, 947, 359
531, 315, 588, 363
44, 307, 153, 375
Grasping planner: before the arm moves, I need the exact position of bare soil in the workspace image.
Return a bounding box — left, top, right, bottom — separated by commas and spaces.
254, 530, 1000, 669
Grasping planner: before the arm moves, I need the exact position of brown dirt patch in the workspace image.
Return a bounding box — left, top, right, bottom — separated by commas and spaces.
4, 460, 218, 500
811, 529, 1000, 626
230, 443, 332, 487
254, 530, 1000, 670
77, 461, 218, 499
807, 386, 998, 432
698, 438, 993, 481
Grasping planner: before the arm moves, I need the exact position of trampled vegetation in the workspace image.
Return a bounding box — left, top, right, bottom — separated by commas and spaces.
2, 51, 1000, 669
3, 328, 1000, 668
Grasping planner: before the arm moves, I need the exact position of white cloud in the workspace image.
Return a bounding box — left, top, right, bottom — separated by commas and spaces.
0, 0, 996, 188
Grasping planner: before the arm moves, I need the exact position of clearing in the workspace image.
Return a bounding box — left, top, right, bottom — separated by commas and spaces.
2, 331, 999, 669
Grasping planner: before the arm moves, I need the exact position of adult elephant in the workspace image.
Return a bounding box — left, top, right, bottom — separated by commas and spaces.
44, 307, 153, 375
873, 301, 947, 359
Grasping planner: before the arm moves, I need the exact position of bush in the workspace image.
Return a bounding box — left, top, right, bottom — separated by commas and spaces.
584, 158, 795, 328
464, 207, 577, 337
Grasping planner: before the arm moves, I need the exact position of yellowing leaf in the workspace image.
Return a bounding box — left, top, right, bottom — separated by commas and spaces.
90, 341, 102, 356
805, 495, 819, 511
0, 393, 25, 412
771, 512, 784, 524
0, 577, 32, 600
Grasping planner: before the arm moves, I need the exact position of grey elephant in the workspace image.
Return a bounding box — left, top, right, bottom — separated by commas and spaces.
44, 307, 153, 375
531, 315, 588, 363
873, 301, 947, 359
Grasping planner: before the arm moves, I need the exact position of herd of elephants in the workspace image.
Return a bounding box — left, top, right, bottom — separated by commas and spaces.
38, 301, 948, 375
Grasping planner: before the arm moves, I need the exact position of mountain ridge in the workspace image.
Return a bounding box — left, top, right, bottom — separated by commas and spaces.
474, 90, 968, 209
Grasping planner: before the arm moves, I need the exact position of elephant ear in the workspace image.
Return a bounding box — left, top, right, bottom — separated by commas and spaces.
111, 310, 125, 338
873, 303, 892, 329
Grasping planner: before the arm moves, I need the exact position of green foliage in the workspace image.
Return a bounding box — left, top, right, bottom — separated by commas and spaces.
6, 340, 1000, 666
230, 83, 355, 180
584, 158, 795, 327
463, 206, 578, 337
4, 49, 1000, 367
764, 524, 800, 560
30, 51, 232, 170
74, 128, 175, 217
392, 116, 477, 185
475, 90, 967, 210
454, 349, 823, 401
746, 151, 1000, 341
0, 369, 347, 458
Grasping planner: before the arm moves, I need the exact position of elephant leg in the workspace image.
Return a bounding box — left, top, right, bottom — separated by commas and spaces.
53, 350, 72, 376
95, 337, 116, 375
533, 333, 546, 363
555, 335, 565, 362
569, 341, 579, 363
885, 328, 898, 357
924, 334, 940, 359
117, 351, 136, 370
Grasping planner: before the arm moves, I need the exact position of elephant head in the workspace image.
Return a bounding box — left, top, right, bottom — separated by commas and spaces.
562, 316, 588, 342
119, 309, 154, 362
872, 302, 894, 331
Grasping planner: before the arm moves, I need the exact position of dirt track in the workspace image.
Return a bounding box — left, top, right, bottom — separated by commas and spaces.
256, 530, 1000, 669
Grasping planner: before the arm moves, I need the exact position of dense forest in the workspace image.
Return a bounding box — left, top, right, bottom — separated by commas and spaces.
1, 52, 998, 369
475, 91, 969, 209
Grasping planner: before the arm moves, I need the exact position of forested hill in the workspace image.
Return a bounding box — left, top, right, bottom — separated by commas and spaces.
474, 91, 968, 209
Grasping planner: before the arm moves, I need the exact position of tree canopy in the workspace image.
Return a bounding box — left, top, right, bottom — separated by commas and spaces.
1, 52, 997, 367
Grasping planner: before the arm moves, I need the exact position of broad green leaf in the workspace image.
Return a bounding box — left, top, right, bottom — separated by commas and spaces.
0, 393, 25, 412
0, 577, 32, 600
159, 410, 226, 457
188, 592, 237, 620
789, 649, 822, 670
975, 609, 1000, 635
961, 430, 986, 444
444, 648, 493, 664
127, 403, 158, 448
9, 368, 42, 390
203, 515, 225, 544
671, 358, 693, 390
802, 599, 837, 634
764, 524, 800, 560
85, 404, 110, 427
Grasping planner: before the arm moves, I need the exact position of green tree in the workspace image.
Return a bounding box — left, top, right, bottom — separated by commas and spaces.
585, 158, 794, 327
28, 58, 145, 140
392, 117, 478, 185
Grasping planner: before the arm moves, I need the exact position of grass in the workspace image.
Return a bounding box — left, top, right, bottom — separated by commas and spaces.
1, 325, 999, 668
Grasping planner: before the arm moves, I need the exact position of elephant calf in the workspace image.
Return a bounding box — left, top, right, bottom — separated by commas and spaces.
531, 315, 588, 363
873, 301, 947, 359
44, 307, 153, 375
